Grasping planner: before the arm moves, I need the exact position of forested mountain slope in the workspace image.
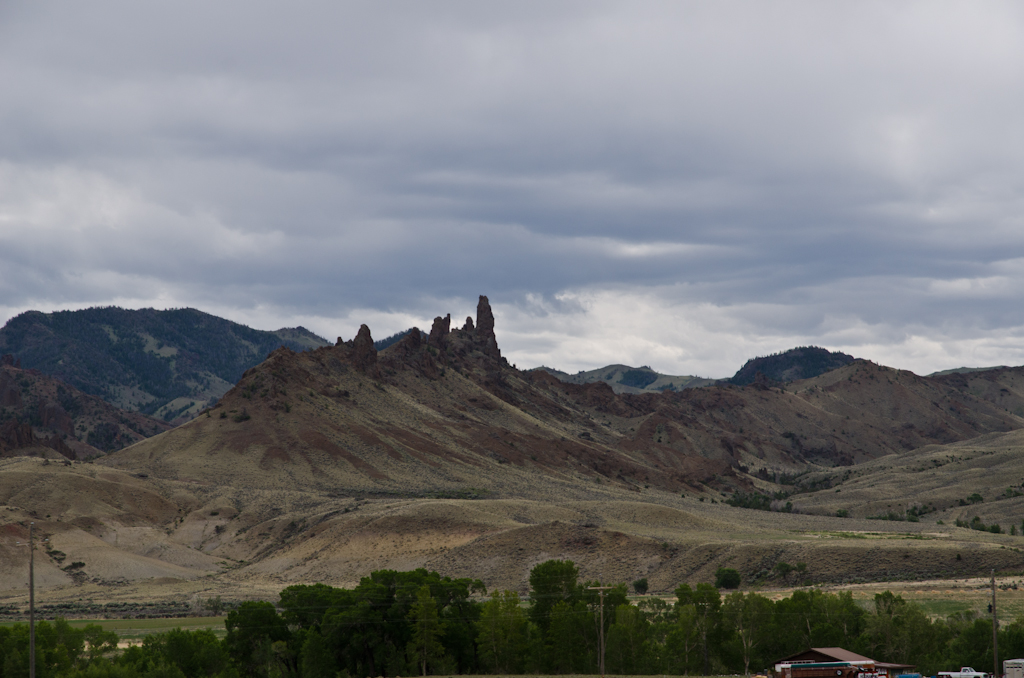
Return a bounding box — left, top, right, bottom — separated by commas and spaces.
730, 346, 856, 385
0, 307, 328, 422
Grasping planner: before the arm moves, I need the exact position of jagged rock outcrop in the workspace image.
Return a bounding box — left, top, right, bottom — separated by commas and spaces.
42, 433, 75, 459
0, 419, 73, 459
0, 420, 35, 450
475, 295, 501, 360
476, 296, 495, 336
379, 326, 446, 380
428, 314, 451, 348
350, 324, 380, 377
404, 326, 422, 350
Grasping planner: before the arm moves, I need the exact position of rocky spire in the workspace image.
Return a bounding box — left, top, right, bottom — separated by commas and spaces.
351, 324, 380, 376
476, 296, 494, 336
475, 295, 501, 360
428, 314, 450, 348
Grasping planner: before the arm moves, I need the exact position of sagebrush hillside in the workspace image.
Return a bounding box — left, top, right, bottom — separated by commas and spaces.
0, 307, 329, 422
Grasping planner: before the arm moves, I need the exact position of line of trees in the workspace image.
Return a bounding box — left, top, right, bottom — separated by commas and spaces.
4, 560, 1024, 678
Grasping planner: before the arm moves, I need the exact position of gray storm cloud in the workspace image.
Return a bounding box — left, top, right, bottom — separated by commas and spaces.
2, 1, 1024, 377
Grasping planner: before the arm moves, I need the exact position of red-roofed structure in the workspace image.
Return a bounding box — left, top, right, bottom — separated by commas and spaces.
775, 648, 916, 678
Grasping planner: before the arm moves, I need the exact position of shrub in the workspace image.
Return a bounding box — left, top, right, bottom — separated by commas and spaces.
632, 578, 649, 595
715, 568, 741, 589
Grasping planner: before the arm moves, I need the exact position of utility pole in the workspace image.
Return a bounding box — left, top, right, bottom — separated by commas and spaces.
16, 522, 45, 678
587, 585, 614, 678
993, 570, 999, 678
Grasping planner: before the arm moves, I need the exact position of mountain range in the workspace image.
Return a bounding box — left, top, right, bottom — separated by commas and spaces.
103, 300, 1024, 490
0, 306, 875, 426
538, 345, 862, 393
4, 297, 1024, 607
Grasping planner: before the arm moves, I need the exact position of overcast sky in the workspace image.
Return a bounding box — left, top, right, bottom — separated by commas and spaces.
3, 2, 1024, 378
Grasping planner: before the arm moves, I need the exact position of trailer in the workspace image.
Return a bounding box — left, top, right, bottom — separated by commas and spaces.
1004, 659, 1024, 678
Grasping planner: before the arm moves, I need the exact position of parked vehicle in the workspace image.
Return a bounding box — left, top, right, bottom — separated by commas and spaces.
939, 667, 988, 678
1003, 659, 1024, 678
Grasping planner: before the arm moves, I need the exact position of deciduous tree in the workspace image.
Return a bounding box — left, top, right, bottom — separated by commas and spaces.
476, 590, 529, 674
407, 585, 446, 676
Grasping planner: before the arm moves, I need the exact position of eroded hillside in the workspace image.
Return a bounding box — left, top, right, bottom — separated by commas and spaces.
0, 357, 172, 459
106, 297, 1024, 497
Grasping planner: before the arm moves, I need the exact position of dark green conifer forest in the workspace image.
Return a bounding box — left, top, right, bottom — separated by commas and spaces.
0, 307, 328, 419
